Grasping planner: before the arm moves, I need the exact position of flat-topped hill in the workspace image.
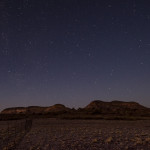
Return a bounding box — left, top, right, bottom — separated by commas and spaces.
83, 100, 150, 116
85, 100, 146, 110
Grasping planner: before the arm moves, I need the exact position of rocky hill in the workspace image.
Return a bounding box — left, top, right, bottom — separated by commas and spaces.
1, 104, 71, 115
83, 100, 150, 116
1, 107, 26, 114
1, 100, 150, 118
44, 104, 71, 113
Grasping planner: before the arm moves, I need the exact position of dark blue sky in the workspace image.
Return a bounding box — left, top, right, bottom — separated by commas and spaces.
0, 0, 150, 110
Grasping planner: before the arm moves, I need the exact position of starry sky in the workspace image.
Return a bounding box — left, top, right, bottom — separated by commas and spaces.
0, 0, 150, 111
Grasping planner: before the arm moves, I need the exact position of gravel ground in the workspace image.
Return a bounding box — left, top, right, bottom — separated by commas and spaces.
12, 119, 150, 150
1, 119, 150, 150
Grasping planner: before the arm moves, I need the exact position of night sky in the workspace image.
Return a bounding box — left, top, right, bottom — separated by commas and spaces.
0, 0, 150, 111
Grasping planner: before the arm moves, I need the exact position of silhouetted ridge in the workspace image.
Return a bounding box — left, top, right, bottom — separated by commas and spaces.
84, 100, 149, 116
1, 104, 71, 114
44, 104, 71, 113
1, 100, 150, 118
1, 107, 26, 114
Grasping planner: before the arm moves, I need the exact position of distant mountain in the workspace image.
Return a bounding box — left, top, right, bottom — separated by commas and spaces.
1, 104, 71, 115
44, 104, 71, 113
1, 107, 26, 114
82, 100, 150, 116
1, 100, 150, 118
26, 106, 46, 114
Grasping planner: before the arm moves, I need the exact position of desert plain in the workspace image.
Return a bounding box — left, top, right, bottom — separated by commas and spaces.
1, 119, 150, 150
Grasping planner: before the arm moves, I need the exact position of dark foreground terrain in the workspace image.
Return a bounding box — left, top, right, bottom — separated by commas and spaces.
1, 119, 150, 150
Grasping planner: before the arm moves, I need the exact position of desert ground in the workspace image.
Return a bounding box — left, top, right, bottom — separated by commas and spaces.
1, 119, 150, 150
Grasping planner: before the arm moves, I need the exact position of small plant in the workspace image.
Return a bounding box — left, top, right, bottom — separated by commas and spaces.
145, 137, 150, 143
133, 137, 143, 145
92, 138, 98, 143
105, 136, 113, 143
